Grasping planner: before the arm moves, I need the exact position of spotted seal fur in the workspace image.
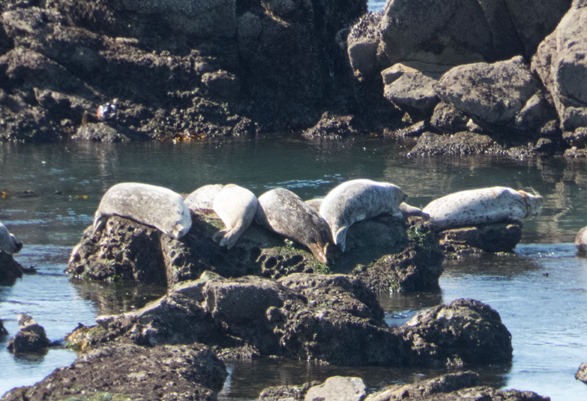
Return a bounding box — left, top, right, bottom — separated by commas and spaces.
257, 188, 332, 264
184, 184, 225, 212
319, 179, 406, 252
422, 186, 543, 230
94, 182, 192, 239
0, 222, 22, 255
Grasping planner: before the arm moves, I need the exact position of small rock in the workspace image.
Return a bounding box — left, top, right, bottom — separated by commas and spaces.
7, 314, 51, 354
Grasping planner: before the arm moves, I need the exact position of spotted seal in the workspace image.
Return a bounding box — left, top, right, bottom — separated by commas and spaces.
256, 188, 332, 264
422, 186, 543, 230
575, 227, 587, 256
0, 222, 22, 255
184, 184, 225, 212
212, 184, 258, 249
319, 179, 407, 252
94, 182, 192, 239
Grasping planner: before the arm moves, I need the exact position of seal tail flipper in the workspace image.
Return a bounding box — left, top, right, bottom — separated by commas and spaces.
334, 226, 349, 252
217, 227, 245, 250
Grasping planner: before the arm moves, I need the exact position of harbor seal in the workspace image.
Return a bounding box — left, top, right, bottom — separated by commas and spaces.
422, 186, 543, 230
0, 222, 22, 255
575, 227, 587, 256
319, 179, 407, 252
212, 184, 258, 249
94, 182, 192, 239
256, 188, 332, 264
184, 184, 225, 212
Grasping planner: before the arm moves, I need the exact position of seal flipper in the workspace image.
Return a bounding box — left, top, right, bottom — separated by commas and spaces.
216, 227, 244, 249
334, 226, 349, 252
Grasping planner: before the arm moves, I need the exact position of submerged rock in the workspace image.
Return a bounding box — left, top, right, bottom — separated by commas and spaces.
2, 343, 227, 401
260, 371, 549, 401
7, 314, 51, 354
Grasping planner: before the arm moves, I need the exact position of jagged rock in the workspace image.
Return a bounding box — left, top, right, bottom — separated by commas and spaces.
347, 12, 382, 81
400, 299, 513, 367
429, 102, 468, 134
576, 362, 587, 384
408, 132, 504, 156
439, 222, 523, 255
532, 1, 587, 132
1, 343, 227, 401
67, 273, 511, 369
436, 56, 545, 130
365, 371, 549, 401
0, 252, 24, 284
304, 376, 366, 401
0, 319, 7, 336
7, 314, 51, 354
301, 112, 361, 140
381, 63, 440, 116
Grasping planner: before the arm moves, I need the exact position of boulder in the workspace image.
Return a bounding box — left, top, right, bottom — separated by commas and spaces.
0, 252, 24, 284
532, 1, 587, 137
304, 376, 366, 401
7, 314, 51, 354
381, 63, 440, 116
400, 298, 513, 367
365, 371, 549, 401
407, 132, 505, 157
439, 222, 523, 255
436, 56, 545, 130
1, 343, 227, 401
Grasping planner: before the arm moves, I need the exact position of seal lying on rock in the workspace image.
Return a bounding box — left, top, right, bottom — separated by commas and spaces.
319, 179, 406, 252
94, 182, 192, 239
257, 188, 332, 264
0, 222, 22, 255
423, 186, 543, 230
184, 184, 225, 212
212, 184, 258, 249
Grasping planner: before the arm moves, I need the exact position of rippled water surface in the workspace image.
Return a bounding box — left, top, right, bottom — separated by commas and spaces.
1, 138, 587, 400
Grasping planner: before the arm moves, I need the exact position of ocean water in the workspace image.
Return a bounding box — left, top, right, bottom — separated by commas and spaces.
1, 139, 586, 400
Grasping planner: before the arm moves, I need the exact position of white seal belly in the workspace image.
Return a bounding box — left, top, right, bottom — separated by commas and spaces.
0, 222, 22, 255
94, 182, 192, 239
256, 188, 332, 264
319, 179, 406, 252
212, 184, 258, 249
422, 186, 543, 230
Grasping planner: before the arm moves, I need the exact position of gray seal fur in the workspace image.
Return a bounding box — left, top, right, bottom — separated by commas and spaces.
185, 184, 225, 212
212, 184, 258, 249
575, 226, 587, 256
94, 182, 192, 239
0, 222, 22, 255
422, 186, 543, 230
319, 179, 407, 252
257, 188, 332, 264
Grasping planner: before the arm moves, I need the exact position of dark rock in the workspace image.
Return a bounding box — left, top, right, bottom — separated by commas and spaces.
301, 112, 361, 140
258, 381, 316, 401
439, 222, 523, 255
407, 132, 505, 157
429, 102, 469, 134
400, 299, 513, 367
576, 362, 587, 383
0, 252, 24, 284
2, 343, 227, 401
7, 314, 51, 354
0, 319, 7, 336
381, 64, 440, 116
366, 370, 549, 400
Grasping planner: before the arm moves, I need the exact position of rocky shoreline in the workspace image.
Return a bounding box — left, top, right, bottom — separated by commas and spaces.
1, 0, 587, 158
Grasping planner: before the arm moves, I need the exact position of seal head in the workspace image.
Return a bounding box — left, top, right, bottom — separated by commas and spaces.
257, 188, 332, 264
0, 223, 22, 255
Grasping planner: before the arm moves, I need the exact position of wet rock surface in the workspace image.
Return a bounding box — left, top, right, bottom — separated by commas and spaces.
2, 343, 227, 401
0, 252, 24, 284
260, 371, 550, 401
7, 314, 51, 355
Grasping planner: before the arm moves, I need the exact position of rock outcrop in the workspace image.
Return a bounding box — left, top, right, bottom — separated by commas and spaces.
259, 371, 550, 401
2, 343, 227, 401
7, 314, 51, 354
66, 273, 513, 368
